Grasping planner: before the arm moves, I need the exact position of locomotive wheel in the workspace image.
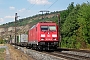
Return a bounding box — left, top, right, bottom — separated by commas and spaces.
32, 45, 35, 50
37, 46, 42, 51
26, 44, 32, 49
26, 46, 28, 48
26, 46, 30, 49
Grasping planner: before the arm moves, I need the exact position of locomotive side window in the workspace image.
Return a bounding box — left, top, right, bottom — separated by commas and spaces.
49, 26, 56, 31
41, 26, 48, 31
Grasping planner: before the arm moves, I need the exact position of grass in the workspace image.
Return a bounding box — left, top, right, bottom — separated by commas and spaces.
0, 48, 5, 60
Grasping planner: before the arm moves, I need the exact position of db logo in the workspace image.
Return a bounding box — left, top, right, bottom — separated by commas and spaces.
47, 35, 50, 37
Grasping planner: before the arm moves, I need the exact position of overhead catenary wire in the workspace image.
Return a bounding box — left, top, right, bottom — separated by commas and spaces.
18, 0, 58, 19
47, 0, 58, 10
38, 0, 59, 20
20, 0, 36, 17
20, 0, 58, 20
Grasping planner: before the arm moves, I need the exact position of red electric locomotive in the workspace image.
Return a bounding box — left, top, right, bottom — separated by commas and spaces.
27, 21, 59, 50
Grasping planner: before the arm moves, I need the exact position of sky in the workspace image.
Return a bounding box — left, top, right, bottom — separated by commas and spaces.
0, 0, 89, 25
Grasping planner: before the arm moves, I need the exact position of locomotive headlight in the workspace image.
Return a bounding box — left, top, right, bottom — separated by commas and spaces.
53, 38, 56, 40
52, 34, 57, 37
41, 38, 45, 40
41, 34, 45, 37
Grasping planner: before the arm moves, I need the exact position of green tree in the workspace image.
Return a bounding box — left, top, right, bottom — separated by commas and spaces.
77, 2, 90, 48
61, 3, 81, 48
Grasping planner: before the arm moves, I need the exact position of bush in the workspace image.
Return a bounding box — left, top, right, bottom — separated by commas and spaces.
0, 40, 6, 44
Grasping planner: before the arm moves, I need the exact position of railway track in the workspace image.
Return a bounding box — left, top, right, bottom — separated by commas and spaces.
39, 48, 90, 60
12, 45, 90, 60
44, 51, 90, 60
58, 48, 90, 53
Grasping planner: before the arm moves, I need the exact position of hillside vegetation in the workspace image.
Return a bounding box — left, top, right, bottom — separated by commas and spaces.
0, 2, 90, 49
61, 2, 90, 49
0, 12, 59, 28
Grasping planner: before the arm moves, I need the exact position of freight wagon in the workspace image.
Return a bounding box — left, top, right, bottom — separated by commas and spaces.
16, 34, 28, 47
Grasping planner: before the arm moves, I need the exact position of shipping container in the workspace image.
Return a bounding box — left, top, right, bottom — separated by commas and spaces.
19, 34, 28, 46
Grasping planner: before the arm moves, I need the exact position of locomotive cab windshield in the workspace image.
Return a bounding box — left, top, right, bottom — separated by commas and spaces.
41, 26, 56, 31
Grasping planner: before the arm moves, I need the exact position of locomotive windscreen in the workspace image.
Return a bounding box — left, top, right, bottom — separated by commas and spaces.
41, 26, 56, 31
49, 26, 56, 31
41, 26, 48, 31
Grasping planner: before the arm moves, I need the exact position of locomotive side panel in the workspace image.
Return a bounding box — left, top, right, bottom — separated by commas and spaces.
28, 25, 38, 45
